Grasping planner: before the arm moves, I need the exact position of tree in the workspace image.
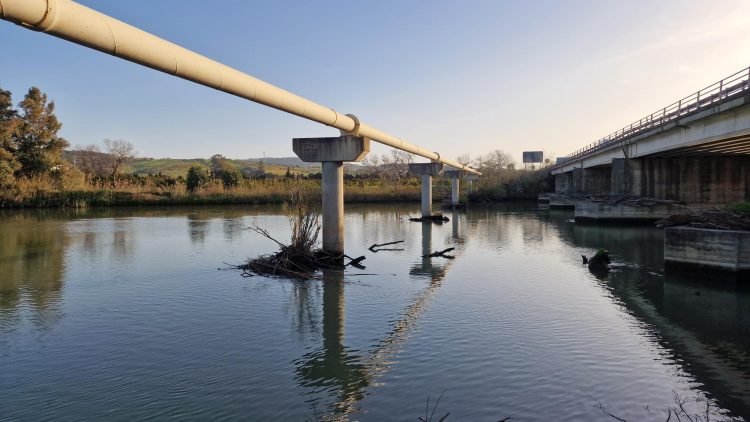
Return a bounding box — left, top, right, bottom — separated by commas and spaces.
102, 138, 135, 187
186, 166, 209, 193
221, 167, 243, 189
0, 88, 19, 185
456, 154, 472, 168
15, 87, 68, 176
71, 144, 110, 183
478, 150, 514, 175
209, 153, 228, 177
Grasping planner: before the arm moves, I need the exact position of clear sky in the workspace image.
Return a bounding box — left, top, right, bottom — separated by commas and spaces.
2, 0, 750, 163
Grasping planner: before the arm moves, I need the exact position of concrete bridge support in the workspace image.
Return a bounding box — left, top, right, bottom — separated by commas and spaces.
444, 169, 466, 206
466, 174, 478, 198
409, 163, 444, 217
558, 156, 750, 203
554, 168, 584, 193
582, 167, 611, 195
293, 136, 369, 256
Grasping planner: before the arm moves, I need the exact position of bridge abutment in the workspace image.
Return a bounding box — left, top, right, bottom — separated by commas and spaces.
293, 135, 370, 256
409, 163, 444, 217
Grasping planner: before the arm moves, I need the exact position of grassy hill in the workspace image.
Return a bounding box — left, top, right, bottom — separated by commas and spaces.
125, 157, 319, 177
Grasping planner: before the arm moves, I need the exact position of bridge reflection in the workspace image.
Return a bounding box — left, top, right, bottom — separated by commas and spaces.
542, 206, 750, 417
293, 215, 463, 419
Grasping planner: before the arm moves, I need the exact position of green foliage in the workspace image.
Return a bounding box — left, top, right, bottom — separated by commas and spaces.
221, 167, 243, 189
726, 202, 750, 214
15, 87, 69, 176
186, 166, 210, 193
0, 88, 20, 186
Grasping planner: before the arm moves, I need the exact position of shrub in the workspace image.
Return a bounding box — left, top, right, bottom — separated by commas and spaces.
221, 168, 243, 189
186, 166, 210, 193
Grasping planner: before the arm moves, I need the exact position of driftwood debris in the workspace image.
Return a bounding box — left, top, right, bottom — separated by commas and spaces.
655, 207, 750, 231
554, 192, 684, 208
410, 214, 449, 223
344, 255, 367, 269
369, 240, 405, 252
422, 247, 455, 259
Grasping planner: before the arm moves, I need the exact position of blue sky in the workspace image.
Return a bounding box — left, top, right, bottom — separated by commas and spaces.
2, 0, 749, 162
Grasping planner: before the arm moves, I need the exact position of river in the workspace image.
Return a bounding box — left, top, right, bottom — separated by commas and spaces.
0, 203, 748, 421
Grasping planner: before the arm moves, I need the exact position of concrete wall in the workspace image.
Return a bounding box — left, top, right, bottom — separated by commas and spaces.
574, 202, 687, 222
637, 156, 750, 203
665, 227, 750, 273
582, 167, 611, 195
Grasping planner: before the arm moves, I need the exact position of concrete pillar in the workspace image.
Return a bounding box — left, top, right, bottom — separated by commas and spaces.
582, 167, 611, 195
611, 158, 643, 196
322, 161, 344, 254
409, 162, 444, 217
444, 169, 465, 206
293, 135, 369, 256
421, 174, 433, 216
451, 178, 460, 204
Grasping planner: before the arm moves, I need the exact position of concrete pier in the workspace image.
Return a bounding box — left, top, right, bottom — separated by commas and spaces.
444, 169, 465, 206
575, 202, 687, 223
293, 135, 369, 255
409, 163, 444, 217
548, 194, 575, 209
467, 174, 477, 196
321, 162, 344, 254
665, 227, 750, 280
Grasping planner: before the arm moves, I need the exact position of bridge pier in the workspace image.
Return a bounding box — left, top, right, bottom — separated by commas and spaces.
466, 174, 477, 196
293, 135, 370, 256
444, 169, 466, 206
409, 163, 444, 217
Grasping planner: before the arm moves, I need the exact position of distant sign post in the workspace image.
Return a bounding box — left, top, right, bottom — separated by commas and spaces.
523, 151, 543, 170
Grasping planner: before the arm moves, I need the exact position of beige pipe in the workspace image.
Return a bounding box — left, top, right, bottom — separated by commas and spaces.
1, 0, 480, 174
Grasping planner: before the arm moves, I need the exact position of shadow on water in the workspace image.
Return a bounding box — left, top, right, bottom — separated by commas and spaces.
543, 206, 750, 418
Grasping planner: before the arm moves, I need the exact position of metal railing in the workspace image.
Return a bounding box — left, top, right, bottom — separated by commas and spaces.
557, 66, 750, 165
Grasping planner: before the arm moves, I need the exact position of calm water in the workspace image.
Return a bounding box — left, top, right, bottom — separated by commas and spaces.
0, 203, 748, 421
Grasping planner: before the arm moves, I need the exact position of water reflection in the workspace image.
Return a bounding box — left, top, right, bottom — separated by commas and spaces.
0, 212, 67, 331
187, 212, 210, 244
410, 222, 448, 281
544, 209, 750, 417
294, 271, 369, 417
1, 204, 749, 420
295, 215, 466, 419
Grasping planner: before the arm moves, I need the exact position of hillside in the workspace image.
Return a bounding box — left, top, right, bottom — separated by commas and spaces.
126, 157, 319, 177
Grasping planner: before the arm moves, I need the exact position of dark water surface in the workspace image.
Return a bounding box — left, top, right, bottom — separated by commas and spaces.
1, 203, 748, 421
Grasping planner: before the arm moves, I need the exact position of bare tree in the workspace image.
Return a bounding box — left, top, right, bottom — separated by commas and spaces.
71, 144, 110, 183
456, 154, 472, 168
389, 150, 413, 179
102, 138, 135, 187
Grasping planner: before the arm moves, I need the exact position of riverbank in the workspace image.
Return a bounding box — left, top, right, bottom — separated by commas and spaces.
0, 179, 428, 208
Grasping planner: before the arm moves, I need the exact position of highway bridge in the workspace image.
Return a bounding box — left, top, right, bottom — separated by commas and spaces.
551, 67, 750, 204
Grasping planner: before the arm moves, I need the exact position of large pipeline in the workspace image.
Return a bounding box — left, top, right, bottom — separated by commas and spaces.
0, 0, 480, 174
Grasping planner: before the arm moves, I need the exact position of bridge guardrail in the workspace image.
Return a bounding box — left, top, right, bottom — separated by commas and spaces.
557, 66, 750, 165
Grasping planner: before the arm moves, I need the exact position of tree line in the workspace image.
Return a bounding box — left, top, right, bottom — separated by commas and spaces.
0, 86, 136, 192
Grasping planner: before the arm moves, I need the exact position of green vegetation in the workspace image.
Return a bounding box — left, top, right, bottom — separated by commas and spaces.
0, 85, 551, 208
726, 202, 750, 214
